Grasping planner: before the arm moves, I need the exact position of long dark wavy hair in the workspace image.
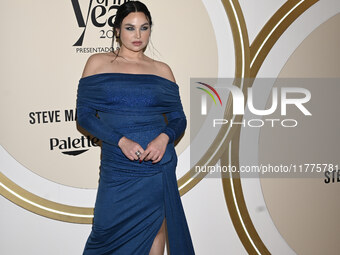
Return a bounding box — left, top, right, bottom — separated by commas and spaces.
111, 1, 153, 61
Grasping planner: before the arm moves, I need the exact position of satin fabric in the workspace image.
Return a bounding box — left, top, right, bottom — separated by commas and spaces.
76, 73, 195, 255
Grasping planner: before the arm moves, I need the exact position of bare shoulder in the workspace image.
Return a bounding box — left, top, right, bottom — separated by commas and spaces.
153, 60, 176, 84
81, 53, 106, 78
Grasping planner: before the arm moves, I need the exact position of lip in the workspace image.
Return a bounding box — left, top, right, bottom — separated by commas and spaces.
132, 41, 142, 45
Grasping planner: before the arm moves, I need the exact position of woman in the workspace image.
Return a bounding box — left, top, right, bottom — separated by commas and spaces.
76, 1, 195, 254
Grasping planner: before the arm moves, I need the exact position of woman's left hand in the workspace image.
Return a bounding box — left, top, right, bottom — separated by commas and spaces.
139, 133, 169, 163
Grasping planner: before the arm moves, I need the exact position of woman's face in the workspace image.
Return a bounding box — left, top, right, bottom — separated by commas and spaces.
117, 12, 151, 52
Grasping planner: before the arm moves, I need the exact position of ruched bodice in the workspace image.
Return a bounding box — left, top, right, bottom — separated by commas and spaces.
77, 72, 184, 115
76, 73, 195, 255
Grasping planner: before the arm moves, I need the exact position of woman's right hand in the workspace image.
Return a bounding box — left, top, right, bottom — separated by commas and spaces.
118, 136, 145, 161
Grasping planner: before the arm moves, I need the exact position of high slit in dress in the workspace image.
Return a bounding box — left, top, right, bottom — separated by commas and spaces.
76, 72, 195, 255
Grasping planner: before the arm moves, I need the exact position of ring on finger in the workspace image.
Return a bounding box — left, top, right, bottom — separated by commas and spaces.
135, 150, 141, 159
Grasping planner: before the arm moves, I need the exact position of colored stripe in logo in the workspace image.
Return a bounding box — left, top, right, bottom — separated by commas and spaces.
196, 82, 222, 106
196, 82, 222, 115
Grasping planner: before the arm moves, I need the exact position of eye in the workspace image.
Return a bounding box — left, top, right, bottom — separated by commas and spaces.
141, 26, 149, 31
125, 27, 134, 31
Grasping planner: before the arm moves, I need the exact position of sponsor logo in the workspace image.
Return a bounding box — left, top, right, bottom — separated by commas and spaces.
28, 108, 100, 156
50, 135, 99, 156
71, 0, 130, 52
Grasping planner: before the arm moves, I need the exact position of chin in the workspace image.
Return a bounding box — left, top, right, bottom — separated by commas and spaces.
131, 45, 146, 51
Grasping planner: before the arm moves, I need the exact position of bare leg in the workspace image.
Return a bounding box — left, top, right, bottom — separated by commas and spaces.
149, 218, 166, 255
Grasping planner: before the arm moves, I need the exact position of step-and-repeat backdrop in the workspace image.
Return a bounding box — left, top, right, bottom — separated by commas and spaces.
1, 0, 339, 254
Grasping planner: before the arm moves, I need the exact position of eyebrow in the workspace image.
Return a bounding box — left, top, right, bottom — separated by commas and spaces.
124, 23, 149, 26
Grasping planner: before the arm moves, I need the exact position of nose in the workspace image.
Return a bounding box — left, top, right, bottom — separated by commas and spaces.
135, 29, 141, 39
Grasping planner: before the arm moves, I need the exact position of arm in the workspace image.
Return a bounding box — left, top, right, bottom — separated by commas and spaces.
156, 61, 187, 144
161, 111, 187, 144
77, 53, 124, 146
76, 102, 124, 147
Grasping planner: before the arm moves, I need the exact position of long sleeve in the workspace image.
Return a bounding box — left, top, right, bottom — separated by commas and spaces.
76, 100, 124, 147
162, 110, 187, 144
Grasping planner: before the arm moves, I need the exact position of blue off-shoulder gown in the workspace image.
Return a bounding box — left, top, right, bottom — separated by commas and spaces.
76, 72, 195, 255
